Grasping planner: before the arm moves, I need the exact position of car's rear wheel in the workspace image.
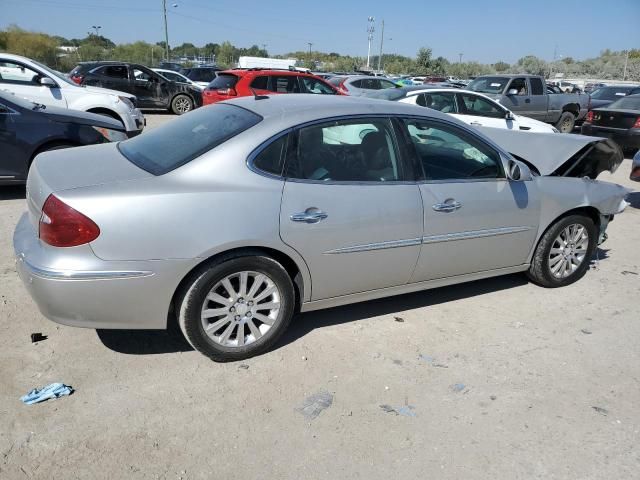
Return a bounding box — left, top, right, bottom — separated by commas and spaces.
171, 94, 193, 115
555, 111, 575, 133
527, 214, 597, 287
177, 255, 295, 362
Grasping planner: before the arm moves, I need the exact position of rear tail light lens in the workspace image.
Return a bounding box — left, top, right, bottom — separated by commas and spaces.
70, 74, 84, 85
633, 117, 640, 129
39, 195, 100, 247
216, 88, 237, 96
586, 111, 594, 123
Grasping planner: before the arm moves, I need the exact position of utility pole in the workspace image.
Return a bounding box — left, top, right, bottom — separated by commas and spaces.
377, 19, 385, 72
458, 52, 463, 63
366, 16, 375, 69
162, 0, 170, 61
623, 50, 629, 81
307, 42, 313, 55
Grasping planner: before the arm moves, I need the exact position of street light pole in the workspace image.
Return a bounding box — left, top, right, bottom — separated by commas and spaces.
377, 19, 385, 72
458, 52, 463, 63
366, 16, 375, 69
162, 0, 170, 61
91, 25, 101, 36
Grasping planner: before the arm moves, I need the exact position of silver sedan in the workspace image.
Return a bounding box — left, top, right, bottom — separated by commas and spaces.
14, 95, 629, 361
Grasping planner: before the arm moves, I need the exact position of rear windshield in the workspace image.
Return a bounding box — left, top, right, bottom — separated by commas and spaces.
467, 77, 509, 94
208, 73, 239, 89
590, 87, 633, 100
608, 96, 640, 110
118, 104, 262, 175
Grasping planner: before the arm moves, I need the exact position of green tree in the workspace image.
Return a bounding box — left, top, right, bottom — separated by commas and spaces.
415, 47, 433, 74
493, 61, 510, 72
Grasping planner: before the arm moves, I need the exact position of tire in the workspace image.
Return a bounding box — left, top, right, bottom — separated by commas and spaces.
177, 254, 295, 362
527, 214, 597, 288
171, 94, 193, 115
555, 111, 575, 133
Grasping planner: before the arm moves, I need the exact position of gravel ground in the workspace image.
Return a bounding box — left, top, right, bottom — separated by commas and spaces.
1, 113, 638, 480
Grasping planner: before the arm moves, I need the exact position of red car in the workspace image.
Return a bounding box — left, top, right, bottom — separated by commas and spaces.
202, 69, 341, 105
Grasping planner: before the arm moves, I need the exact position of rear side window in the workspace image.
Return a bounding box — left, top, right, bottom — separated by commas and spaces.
118, 104, 262, 175
252, 135, 288, 176
530, 77, 544, 95
270, 76, 300, 93
250, 76, 269, 90
209, 73, 239, 89
98, 65, 128, 79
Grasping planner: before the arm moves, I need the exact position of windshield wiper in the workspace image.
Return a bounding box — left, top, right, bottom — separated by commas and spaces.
32, 103, 47, 111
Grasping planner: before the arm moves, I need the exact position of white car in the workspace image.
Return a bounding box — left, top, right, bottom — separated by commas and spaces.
0, 53, 145, 135
151, 68, 204, 90
397, 88, 558, 133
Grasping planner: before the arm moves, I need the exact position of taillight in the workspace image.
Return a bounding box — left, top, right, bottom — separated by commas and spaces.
585, 111, 594, 123
39, 195, 100, 247
633, 117, 640, 129
216, 88, 237, 96
70, 74, 84, 85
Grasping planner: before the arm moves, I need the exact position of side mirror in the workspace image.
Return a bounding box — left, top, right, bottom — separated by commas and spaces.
507, 88, 519, 96
507, 159, 532, 181
505, 111, 516, 121
39, 77, 56, 87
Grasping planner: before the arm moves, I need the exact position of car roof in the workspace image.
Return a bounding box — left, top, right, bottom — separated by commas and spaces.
223, 93, 456, 127
222, 69, 315, 77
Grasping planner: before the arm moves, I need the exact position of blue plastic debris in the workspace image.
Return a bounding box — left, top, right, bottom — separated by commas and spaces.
451, 383, 466, 393
21, 383, 74, 405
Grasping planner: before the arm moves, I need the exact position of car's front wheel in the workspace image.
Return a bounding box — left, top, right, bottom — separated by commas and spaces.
527, 214, 597, 287
171, 94, 193, 115
177, 254, 295, 362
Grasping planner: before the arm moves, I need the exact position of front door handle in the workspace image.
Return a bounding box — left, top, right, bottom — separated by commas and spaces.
290, 209, 328, 224
432, 200, 462, 213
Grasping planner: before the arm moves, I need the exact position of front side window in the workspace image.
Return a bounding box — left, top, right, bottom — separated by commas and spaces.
133, 67, 152, 82
423, 92, 458, 114
118, 104, 262, 175
300, 77, 335, 94
286, 118, 402, 182
0, 60, 42, 85
458, 93, 504, 118
401, 118, 503, 181
508, 78, 528, 95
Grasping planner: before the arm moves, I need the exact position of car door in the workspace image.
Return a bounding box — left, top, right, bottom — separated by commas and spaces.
526, 77, 548, 121
92, 65, 130, 93
279, 117, 424, 300
0, 99, 26, 179
398, 117, 540, 282
455, 91, 517, 129
500, 77, 531, 116
131, 65, 164, 108
0, 59, 67, 108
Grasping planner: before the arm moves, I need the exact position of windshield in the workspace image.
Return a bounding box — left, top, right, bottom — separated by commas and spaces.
607, 96, 640, 110
31, 59, 77, 86
118, 104, 262, 175
590, 87, 633, 100
467, 77, 509, 94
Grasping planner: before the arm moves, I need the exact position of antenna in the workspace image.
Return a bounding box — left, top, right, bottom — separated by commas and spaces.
250, 87, 269, 100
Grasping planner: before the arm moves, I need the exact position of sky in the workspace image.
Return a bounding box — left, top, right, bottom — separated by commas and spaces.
1, 0, 639, 63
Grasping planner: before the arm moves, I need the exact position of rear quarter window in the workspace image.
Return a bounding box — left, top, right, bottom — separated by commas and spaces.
118, 104, 262, 175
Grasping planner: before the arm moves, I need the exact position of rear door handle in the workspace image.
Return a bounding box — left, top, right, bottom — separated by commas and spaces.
432, 200, 462, 213
290, 209, 328, 224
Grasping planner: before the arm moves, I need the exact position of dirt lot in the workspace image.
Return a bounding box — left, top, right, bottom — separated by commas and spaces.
1, 113, 639, 480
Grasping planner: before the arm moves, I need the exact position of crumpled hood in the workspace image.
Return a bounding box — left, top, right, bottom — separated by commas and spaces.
477, 127, 624, 178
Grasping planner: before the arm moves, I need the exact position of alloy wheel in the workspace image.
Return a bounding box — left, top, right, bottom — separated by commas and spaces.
548, 224, 589, 279
200, 271, 281, 347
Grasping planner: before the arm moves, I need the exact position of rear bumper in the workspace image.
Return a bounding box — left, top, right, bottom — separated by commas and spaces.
13, 213, 191, 330
581, 125, 640, 150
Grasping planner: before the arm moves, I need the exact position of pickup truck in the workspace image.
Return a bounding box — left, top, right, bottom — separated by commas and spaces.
466, 74, 589, 133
